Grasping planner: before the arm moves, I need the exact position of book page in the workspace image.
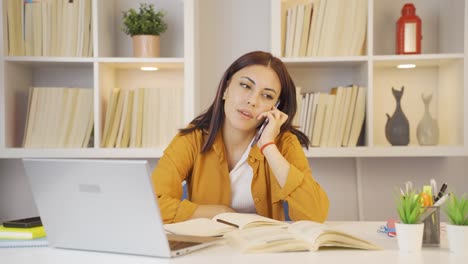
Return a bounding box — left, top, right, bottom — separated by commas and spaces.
164, 218, 236, 237
288, 221, 380, 250
226, 226, 311, 253
213, 213, 288, 230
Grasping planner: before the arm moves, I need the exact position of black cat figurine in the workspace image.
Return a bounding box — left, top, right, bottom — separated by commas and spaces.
385, 86, 410, 146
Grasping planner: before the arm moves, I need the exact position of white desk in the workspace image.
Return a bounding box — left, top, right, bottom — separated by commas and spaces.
0, 222, 465, 264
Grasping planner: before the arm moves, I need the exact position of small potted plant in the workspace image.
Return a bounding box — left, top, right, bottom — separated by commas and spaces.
122, 3, 168, 57
444, 193, 468, 253
395, 190, 424, 252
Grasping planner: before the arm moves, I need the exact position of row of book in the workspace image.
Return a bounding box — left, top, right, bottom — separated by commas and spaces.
6, 0, 93, 56
296, 85, 366, 147
101, 87, 182, 148
23, 87, 94, 148
283, 0, 367, 57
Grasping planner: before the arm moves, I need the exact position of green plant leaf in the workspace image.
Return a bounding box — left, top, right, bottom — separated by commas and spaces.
444, 193, 468, 225
121, 3, 168, 36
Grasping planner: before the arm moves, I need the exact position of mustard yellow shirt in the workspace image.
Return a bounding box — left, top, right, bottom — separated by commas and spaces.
151, 129, 329, 224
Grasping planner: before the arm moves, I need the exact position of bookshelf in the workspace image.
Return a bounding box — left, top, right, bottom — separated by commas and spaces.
0, 0, 195, 158
271, 0, 467, 157
0, 0, 466, 158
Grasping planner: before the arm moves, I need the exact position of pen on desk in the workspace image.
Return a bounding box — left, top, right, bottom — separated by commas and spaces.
434, 183, 448, 202
433, 193, 450, 207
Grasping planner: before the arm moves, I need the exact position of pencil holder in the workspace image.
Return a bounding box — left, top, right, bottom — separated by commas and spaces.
422, 206, 440, 246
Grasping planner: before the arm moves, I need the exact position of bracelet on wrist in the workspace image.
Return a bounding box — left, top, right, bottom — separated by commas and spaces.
260, 141, 275, 155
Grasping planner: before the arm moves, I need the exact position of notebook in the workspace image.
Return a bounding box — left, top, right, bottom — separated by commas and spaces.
0, 237, 48, 248
22, 158, 220, 258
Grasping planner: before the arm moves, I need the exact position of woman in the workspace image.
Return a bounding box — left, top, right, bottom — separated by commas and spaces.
152, 51, 329, 224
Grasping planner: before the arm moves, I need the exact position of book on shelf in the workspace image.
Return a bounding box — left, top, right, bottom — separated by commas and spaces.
347, 86, 366, 147
0, 225, 46, 240
227, 221, 381, 253
119, 90, 135, 148
319, 94, 335, 146
164, 213, 288, 237
341, 85, 359, 146
307, 92, 319, 139
326, 86, 344, 147
292, 4, 305, 57
130, 88, 145, 148
299, 3, 313, 57
311, 93, 328, 146
292, 86, 302, 127
101, 88, 120, 147
335, 86, 352, 146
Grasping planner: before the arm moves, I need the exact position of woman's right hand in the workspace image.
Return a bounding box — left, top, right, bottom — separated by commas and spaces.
189, 205, 235, 219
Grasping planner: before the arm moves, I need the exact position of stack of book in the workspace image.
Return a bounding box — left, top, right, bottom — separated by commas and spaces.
0, 224, 48, 248
282, 0, 367, 57
297, 85, 366, 147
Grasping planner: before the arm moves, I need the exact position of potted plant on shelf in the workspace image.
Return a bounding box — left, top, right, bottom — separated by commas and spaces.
395, 190, 424, 252
444, 193, 468, 254
122, 3, 168, 57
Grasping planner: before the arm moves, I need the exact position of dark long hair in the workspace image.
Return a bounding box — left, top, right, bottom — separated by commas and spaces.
180, 51, 311, 152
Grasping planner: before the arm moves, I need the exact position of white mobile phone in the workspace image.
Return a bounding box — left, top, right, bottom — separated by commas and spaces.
250, 100, 280, 147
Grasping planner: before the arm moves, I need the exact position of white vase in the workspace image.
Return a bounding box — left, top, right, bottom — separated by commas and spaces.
395, 222, 424, 252
446, 224, 468, 254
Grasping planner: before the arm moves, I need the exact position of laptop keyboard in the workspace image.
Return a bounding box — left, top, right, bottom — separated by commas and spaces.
168, 240, 201, 251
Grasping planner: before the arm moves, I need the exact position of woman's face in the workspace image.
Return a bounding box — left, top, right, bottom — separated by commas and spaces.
223, 65, 281, 133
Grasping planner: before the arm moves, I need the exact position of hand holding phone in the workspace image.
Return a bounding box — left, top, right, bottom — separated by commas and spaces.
250, 100, 280, 147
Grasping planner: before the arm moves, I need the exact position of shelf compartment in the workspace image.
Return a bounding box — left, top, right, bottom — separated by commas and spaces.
96, 0, 185, 58
373, 0, 465, 55
3, 61, 94, 148
372, 57, 464, 147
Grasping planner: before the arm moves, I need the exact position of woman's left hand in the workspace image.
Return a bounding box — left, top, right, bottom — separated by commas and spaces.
256, 106, 288, 148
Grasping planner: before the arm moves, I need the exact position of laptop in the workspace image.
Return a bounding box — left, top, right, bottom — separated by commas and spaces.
22, 158, 220, 258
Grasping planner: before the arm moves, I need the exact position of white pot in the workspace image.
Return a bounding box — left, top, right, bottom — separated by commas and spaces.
395, 222, 424, 252
446, 224, 468, 254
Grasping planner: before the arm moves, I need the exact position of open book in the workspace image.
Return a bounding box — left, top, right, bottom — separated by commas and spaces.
164, 213, 288, 237
226, 221, 381, 253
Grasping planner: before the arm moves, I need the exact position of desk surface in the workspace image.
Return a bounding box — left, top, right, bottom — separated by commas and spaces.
0, 222, 465, 264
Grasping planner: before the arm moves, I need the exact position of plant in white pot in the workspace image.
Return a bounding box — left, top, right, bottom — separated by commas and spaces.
395, 190, 424, 252
444, 193, 468, 254
122, 3, 168, 57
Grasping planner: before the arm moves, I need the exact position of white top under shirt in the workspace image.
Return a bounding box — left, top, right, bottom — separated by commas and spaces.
229, 141, 256, 213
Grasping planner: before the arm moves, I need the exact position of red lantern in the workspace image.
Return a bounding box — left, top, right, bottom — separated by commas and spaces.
396, 3, 422, 54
